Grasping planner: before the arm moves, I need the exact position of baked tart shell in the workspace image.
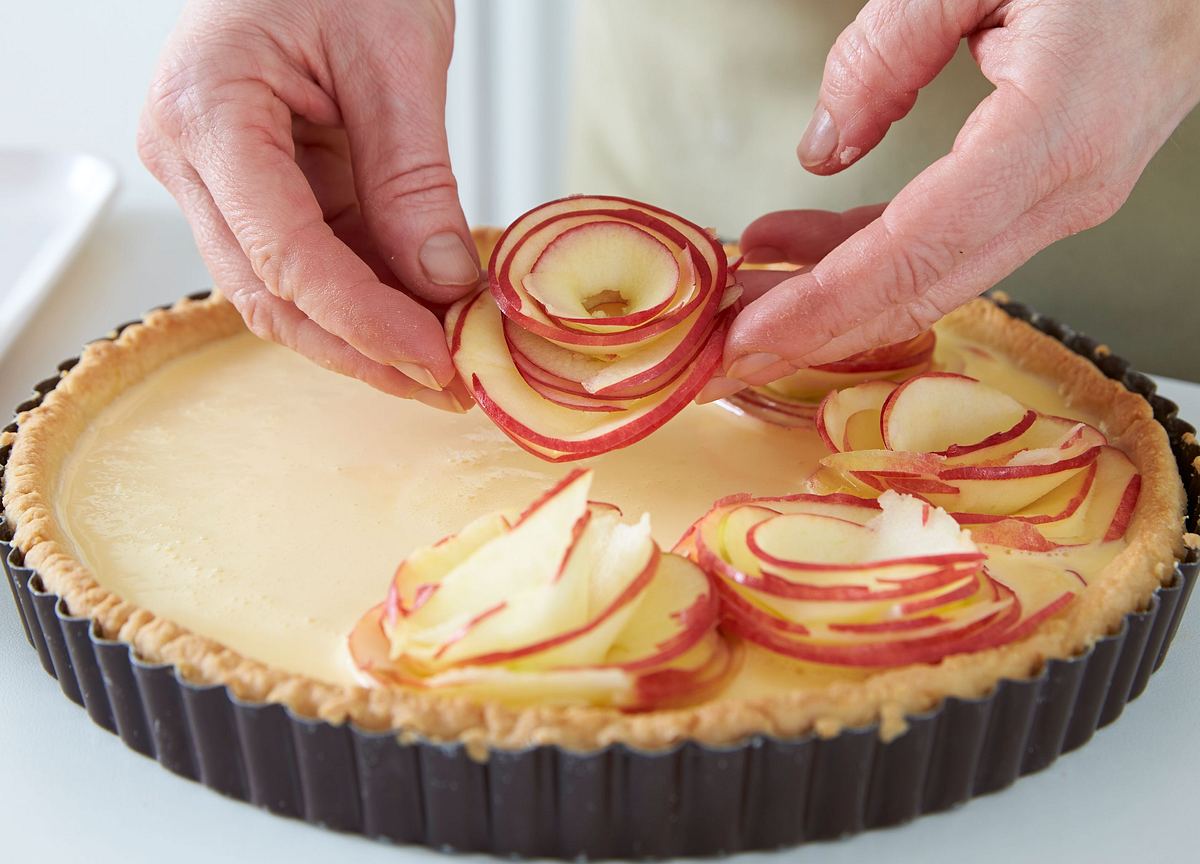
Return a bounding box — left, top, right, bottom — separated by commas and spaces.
2, 291, 1197, 857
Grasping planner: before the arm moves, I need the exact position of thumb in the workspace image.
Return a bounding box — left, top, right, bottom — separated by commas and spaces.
797, 0, 989, 174
334, 12, 480, 304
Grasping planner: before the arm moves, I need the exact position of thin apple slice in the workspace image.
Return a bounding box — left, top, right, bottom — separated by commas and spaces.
387, 511, 513, 623
522, 221, 679, 325
437, 514, 660, 669
748, 331, 936, 418
815, 330, 937, 374
605, 553, 718, 668
454, 289, 728, 460
389, 470, 594, 658
683, 488, 1082, 669
352, 470, 730, 709
725, 389, 817, 427
451, 195, 738, 462
881, 373, 1030, 453
489, 198, 726, 351
816, 380, 898, 453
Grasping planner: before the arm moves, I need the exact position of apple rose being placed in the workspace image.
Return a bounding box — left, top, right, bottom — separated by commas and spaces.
728, 331, 935, 428
349, 470, 733, 709
447, 196, 740, 461
680, 491, 1080, 667
809, 372, 1141, 549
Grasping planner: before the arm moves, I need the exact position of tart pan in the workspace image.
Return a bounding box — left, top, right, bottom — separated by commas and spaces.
2, 295, 1197, 858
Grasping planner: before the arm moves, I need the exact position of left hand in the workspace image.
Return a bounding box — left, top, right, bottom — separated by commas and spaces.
711, 0, 1200, 396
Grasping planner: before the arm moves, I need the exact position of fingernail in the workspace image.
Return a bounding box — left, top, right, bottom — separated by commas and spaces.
395, 362, 443, 391
727, 352, 783, 381
419, 232, 480, 287
695, 376, 746, 404
798, 104, 838, 168
414, 389, 469, 413
742, 246, 787, 265
737, 358, 796, 386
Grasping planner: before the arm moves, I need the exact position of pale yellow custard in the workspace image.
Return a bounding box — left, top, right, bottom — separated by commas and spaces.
55, 326, 1123, 696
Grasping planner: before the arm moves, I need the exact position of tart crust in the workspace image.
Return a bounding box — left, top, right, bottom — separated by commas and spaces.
2, 271, 1187, 754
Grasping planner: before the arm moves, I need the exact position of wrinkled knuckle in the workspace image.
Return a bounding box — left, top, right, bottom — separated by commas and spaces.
245, 222, 326, 302
135, 122, 170, 176
882, 236, 949, 306
895, 296, 946, 340
144, 66, 194, 140
228, 288, 278, 342
1072, 180, 1133, 232
825, 25, 910, 118
367, 159, 459, 212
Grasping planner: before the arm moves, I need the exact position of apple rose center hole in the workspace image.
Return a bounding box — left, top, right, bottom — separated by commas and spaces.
582, 289, 629, 317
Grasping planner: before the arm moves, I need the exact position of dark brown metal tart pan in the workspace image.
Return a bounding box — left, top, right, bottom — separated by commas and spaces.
2, 293, 1197, 858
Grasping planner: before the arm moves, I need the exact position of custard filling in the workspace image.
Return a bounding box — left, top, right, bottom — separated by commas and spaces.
55, 325, 1128, 698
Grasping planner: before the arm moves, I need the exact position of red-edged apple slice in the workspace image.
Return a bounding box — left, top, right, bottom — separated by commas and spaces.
725, 389, 817, 428
628, 630, 738, 710
718, 585, 1017, 667
434, 513, 660, 669
603, 553, 718, 669
453, 289, 729, 460
354, 470, 733, 708
388, 470, 593, 658
938, 413, 1099, 468
986, 445, 1140, 546
746, 504, 979, 572
500, 214, 701, 341
697, 497, 976, 602
819, 441, 1101, 515
815, 380, 897, 453
880, 373, 1030, 453
505, 296, 713, 398
489, 197, 727, 351
522, 221, 680, 328
386, 511, 512, 624
754, 332, 936, 409
814, 330, 936, 374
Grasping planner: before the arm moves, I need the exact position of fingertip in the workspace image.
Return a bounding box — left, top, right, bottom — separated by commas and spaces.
416, 230, 482, 302
414, 388, 471, 414
797, 104, 839, 169
695, 376, 745, 405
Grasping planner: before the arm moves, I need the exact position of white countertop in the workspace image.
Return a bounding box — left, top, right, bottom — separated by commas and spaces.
1, 200, 1198, 863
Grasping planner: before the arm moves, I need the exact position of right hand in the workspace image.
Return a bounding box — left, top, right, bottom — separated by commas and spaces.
138, 0, 476, 412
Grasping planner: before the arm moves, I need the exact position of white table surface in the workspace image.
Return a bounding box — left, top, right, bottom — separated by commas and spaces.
0, 202, 1197, 864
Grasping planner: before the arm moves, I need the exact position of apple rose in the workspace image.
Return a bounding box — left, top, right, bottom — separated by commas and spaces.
349, 470, 733, 709
727, 331, 935, 427
680, 490, 1079, 667
809, 372, 1141, 549
447, 196, 741, 461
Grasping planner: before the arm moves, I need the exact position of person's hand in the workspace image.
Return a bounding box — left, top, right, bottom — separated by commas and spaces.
705, 0, 1200, 399
137, 0, 477, 411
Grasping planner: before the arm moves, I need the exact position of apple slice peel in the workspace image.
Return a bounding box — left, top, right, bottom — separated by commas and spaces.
450, 195, 739, 461
682, 489, 1083, 667
351, 469, 731, 709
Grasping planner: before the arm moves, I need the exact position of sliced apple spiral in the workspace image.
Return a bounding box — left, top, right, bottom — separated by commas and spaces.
447, 196, 741, 461
682, 491, 1078, 667
728, 331, 936, 428
349, 469, 733, 709
810, 372, 1141, 549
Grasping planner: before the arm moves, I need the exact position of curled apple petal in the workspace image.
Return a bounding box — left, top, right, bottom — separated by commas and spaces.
809, 373, 1136, 543
350, 469, 732, 709
448, 196, 739, 461
683, 490, 1080, 667
730, 331, 935, 428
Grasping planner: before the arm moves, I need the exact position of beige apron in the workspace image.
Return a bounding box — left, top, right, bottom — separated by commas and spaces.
564, 0, 1200, 378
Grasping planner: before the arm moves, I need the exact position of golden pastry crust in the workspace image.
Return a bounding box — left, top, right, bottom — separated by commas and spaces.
2, 254, 1187, 754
